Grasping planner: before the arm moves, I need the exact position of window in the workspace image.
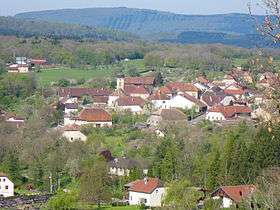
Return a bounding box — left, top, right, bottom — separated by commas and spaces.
96, 124, 101, 128
0, 179, 1, 182
144, 199, 147, 204
5, 186, 8, 190
3, 179, 5, 182
71, 137, 74, 141
156, 189, 159, 193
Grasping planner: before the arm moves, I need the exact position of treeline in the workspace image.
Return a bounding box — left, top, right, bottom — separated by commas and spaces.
1, 36, 280, 70
0, 16, 137, 42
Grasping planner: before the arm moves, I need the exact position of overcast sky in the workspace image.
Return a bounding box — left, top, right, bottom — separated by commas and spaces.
1, 0, 263, 16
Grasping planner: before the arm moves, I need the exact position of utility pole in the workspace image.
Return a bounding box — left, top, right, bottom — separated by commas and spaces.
49, 173, 53, 194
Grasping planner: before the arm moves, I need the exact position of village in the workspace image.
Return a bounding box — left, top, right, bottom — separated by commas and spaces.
0, 53, 279, 209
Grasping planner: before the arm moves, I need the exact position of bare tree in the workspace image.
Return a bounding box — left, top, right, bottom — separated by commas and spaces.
249, 0, 280, 42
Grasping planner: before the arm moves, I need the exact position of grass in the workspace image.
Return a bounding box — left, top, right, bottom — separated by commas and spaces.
36, 66, 113, 87
36, 59, 147, 87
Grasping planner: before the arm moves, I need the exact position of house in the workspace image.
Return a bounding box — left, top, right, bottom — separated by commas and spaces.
108, 157, 148, 177
196, 76, 210, 85
64, 103, 79, 115
5, 116, 25, 128
147, 108, 186, 127
201, 91, 235, 108
64, 108, 112, 127
230, 68, 253, 84
222, 74, 237, 86
117, 76, 156, 90
206, 105, 252, 121
165, 82, 199, 98
62, 124, 87, 142
0, 173, 14, 197
149, 93, 171, 109
224, 84, 245, 98
123, 85, 150, 99
211, 185, 256, 208
167, 94, 206, 112
8, 64, 29, 73
115, 96, 146, 114
29, 58, 47, 67
126, 177, 165, 207
193, 82, 210, 92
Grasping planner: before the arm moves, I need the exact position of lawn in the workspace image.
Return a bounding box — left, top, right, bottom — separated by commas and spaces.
36, 59, 147, 87
36, 66, 114, 87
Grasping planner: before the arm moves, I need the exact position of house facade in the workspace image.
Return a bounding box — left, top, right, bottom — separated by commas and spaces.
0, 173, 14, 197
62, 124, 87, 142
115, 96, 146, 114
167, 94, 206, 112
126, 178, 165, 207
211, 185, 256, 208
206, 105, 252, 121
64, 108, 112, 127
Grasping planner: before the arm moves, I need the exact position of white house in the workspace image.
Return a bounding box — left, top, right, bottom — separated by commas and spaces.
126, 178, 166, 207
64, 108, 112, 127
206, 105, 252, 121
62, 124, 87, 142
8, 64, 29, 73
211, 185, 255, 208
149, 93, 171, 109
167, 94, 206, 112
115, 96, 146, 114
0, 173, 14, 197
108, 157, 148, 177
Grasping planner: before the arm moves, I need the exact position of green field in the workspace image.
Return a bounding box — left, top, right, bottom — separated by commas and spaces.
36, 67, 113, 87
36, 60, 146, 87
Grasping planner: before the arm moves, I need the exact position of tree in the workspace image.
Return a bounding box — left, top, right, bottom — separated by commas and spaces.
128, 67, 140, 77
164, 179, 203, 209
0, 59, 6, 75
207, 150, 221, 190
79, 159, 112, 207
249, 0, 280, 43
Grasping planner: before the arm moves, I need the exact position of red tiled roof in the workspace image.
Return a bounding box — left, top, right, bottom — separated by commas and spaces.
59, 88, 111, 98
158, 86, 172, 95
212, 185, 256, 203
64, 124, 80, 131
201, 92, 225, 107
166, 82, 198, 92
30, 59, 47, 65
196, 76, 209, 84
116, 96, 146, 107
74, 108, 112, 122
224, 89, 244, 95
127, 178, 164, 194
93, 96, 109, 104
208, 105, 252, 119
182, 93, 206, 108
124, 77, 155, 86
124, 85, 149, 95
149, 93, 170, 100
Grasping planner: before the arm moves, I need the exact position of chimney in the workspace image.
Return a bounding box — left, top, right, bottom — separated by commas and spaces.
239, 191, 243, 197
144, 177, 148, 185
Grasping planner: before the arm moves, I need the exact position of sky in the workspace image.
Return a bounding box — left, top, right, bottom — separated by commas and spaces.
0, 0, 263, 16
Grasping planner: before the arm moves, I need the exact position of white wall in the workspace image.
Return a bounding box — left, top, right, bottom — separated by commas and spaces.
64, 117, 112, 127
108, 96, 119, 107
167, 95, 198, 111
63, 130, 87, 142
130, 93, 149, 99
206, 112, 226, 121
0, 177, 14, 197
222, 197, 233, 208
65, 108, 78, 115
129, 187, 165, 207
117, 105, 143, 114
151, 100, 170, 109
